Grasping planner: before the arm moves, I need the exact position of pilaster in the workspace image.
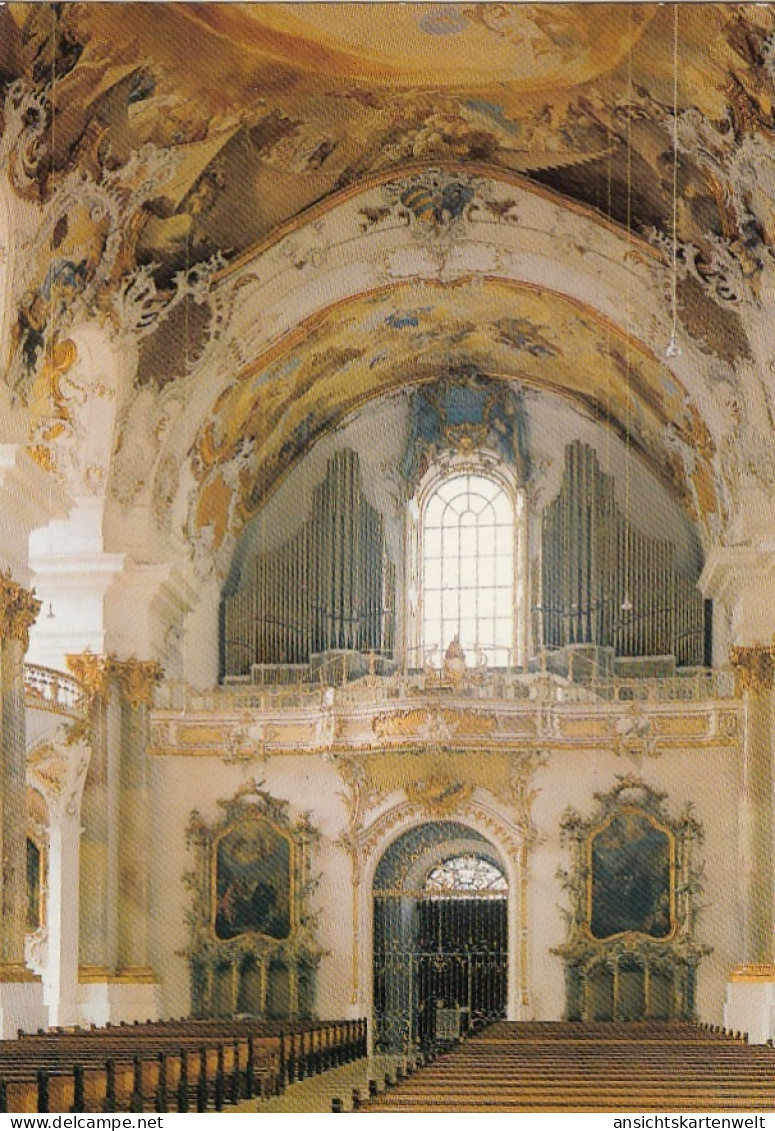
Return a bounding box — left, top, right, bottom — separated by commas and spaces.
0, 573, 46, 1035
66, 651, 120, 980
27, 738, 90, 1028
111, 657, 163, 976
68, 651, 163, 1024
725, 644, 775, 1042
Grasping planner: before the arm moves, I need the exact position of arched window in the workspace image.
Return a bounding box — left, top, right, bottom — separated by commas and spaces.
408, 460, 524, 668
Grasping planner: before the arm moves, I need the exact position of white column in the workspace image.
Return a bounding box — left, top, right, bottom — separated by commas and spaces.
67, 654, 163, 1025
702, 552, 775, 1041
27, 739, 89, 1028
0, 573, 46, 1037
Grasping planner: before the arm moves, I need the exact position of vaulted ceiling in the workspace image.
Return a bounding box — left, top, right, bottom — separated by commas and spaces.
2, 3, 775, 574
5, 3, 770, 275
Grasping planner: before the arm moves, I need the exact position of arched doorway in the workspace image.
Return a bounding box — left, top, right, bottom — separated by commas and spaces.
373, 822, 508, 1052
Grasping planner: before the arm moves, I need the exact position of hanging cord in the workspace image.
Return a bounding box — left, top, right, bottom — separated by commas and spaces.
666, 2, 681, 358
621, 13, 633, 616
49, 3, 56, 350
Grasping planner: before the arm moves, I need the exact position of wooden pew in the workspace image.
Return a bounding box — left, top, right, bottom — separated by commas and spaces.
0, 1015, 368, 1112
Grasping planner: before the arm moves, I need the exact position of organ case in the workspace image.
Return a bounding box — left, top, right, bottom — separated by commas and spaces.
540, 441, 706, 666
222, 449, 395, 678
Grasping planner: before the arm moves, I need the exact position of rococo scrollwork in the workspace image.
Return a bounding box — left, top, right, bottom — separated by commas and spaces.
184, 778, 323, 1019
0, 571, 41, 650
729, 644, 775, 695
554, 776, 709, 1022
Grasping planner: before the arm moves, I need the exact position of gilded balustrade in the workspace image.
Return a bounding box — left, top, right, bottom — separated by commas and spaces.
24, 663, 88, 717
156, 667, 736, 715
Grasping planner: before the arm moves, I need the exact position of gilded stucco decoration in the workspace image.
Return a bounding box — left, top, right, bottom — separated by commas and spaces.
612, 705, 661, 762
63, 651, 163, 744
65, 651, 163, 708
372, 706, 497, 742
334, 746, 545, 1004
4, 3, 775, 560
26, 736, 89, 821
183, 778, 323, 1018
368, 169, 483, 259
109, 657, 164, 710
64, 651, 114, 699
555, 776, 709, 1021
729, 644, 775, 694
0, 572, 41, 650
148, 672, 743, 760
404, 777, 474, 817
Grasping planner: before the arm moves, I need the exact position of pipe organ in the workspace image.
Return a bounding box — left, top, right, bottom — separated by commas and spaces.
541, 441, 705, 666
222, 450, 395, 678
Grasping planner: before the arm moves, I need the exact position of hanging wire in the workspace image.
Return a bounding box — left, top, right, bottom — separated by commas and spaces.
46, 5, 57, 623
666, 2, 682, 359
621, 12, 634, 617
49, 3, 56, 349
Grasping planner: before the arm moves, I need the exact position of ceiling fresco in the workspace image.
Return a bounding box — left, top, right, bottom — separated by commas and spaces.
2, 3, 775, 572
189, 277, 718, 557
4, 3, 774, 283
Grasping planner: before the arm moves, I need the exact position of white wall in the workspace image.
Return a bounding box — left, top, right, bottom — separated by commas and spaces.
149, 738, 738, 1026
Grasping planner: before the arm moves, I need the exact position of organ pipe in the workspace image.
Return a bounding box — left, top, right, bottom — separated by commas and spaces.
223, 450, 395, 677
541, 441, 705, 666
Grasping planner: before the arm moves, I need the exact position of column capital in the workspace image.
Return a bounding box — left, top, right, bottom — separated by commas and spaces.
65, 650, 113, 699
729, 643, 775, 693
65, 652, 164, 708
109, 656, 164, 709
0, 571, 41, 651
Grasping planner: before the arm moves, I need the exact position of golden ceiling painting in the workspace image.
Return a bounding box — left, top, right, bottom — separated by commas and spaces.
192, 277, 714, 542
2, 2, 774, 563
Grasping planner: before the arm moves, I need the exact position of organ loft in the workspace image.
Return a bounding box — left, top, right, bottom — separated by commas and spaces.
1, 0, 775, 1112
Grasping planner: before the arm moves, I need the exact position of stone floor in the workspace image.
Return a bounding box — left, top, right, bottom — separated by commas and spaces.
234, 1054, 405, 1113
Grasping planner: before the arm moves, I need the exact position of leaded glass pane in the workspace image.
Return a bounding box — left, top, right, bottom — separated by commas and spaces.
424, 855, 508, 893
422, 472, 515, 665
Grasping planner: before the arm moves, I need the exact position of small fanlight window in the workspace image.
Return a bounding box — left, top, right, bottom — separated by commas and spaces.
424, 855, 507, 893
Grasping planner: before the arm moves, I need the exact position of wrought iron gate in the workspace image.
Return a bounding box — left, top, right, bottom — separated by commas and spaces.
374, 891, 508, 1051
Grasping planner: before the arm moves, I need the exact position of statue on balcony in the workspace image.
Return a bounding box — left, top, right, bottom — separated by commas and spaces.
443, 635, 467, 689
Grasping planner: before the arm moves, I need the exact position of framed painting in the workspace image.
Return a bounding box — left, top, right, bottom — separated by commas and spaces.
213, 815, 294, 942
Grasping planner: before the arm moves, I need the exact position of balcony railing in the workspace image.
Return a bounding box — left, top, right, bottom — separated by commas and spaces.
24, 663, 87, 717
155, 666, 736, 715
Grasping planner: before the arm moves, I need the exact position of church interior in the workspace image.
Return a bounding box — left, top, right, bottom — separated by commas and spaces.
1, 0, 775, 1111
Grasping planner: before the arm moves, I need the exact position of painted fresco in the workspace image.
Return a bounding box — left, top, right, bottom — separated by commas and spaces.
2, 2, 771, 400
2, 2, 770, 566
191, 277, 712, 550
